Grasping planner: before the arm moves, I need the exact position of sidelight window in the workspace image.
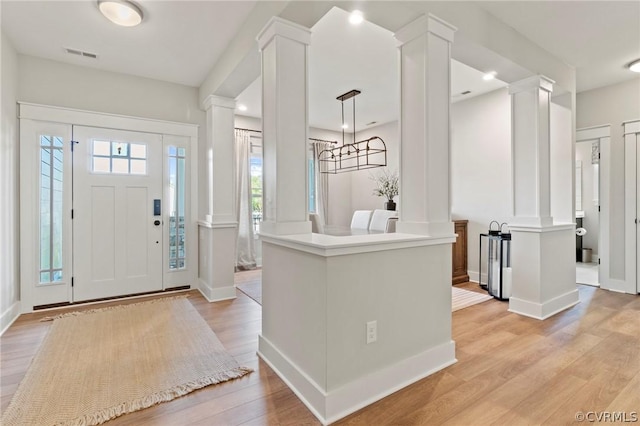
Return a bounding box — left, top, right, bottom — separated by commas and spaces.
168, 146, 186, 270
39, 135, 64, 283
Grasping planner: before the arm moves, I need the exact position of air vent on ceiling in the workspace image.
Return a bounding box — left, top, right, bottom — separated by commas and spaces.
65, 47, 98, 59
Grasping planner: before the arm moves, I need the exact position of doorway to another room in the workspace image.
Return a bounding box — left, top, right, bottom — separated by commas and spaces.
575, 127, 605, 287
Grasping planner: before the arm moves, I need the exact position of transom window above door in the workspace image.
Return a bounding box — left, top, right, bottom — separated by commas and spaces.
92, 140, 147, 175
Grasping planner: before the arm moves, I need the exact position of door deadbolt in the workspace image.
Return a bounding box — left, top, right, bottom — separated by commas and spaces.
154, 220, 161, 226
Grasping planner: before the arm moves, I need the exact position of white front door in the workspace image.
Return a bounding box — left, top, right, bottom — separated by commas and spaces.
72, 126, 163, 301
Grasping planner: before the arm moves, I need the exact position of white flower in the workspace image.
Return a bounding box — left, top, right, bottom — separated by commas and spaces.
371, 169, 399, 201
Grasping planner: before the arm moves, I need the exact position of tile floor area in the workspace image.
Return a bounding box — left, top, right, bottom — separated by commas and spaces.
576, 262, 599, 286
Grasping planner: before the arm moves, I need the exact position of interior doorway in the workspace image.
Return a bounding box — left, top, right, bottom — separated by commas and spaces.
575, 136, 600, 286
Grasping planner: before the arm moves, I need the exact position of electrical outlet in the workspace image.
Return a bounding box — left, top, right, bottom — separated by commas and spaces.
366, 320, 377, 344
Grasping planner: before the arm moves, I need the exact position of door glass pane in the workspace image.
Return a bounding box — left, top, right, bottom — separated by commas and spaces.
168, 146, 186, 270
39, 135, 63, 284
112, 158, 128, 174
93, 140, 111, 156
130, 159, 146, 175
93, 157, 110, 173
112, 142, 128, 157
130, 143, 147, 159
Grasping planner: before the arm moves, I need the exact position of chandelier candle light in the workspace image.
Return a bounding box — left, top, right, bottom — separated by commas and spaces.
318, 89, 387, 173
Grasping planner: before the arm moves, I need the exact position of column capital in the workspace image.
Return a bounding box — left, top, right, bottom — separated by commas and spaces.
394, 14, 456, 46
508, 75, 555, 95
257, 17, 311, 51
202, 95, 236, 111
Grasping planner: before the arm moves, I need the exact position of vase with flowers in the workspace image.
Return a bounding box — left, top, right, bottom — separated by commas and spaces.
371, 169, 399, 211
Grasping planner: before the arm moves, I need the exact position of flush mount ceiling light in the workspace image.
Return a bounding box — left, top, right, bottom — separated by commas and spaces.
98, 0, 143, 27
349, 10, 364, 25
629, 59, 640, 73
483, 71, 497, 81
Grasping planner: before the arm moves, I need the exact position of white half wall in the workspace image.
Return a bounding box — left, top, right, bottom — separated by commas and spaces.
451, 88, 511, 281
577, 78, 640, 280
1, 30, 20, 333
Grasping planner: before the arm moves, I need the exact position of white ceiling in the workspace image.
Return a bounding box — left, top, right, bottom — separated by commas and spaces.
1, 0, 256, 87
1, 0, 638, 124
476, 1, 640, 92
235, 7, 507, 131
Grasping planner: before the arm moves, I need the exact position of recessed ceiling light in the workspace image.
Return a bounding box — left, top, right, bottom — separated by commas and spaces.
483, 71, 497, 81
629, 59, 640, 73
349, 10, 364, 25
238, 104, 248, 112
98, 0, 143, 27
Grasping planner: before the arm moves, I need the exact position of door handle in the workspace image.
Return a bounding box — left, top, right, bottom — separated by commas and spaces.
154, 220, 161, 226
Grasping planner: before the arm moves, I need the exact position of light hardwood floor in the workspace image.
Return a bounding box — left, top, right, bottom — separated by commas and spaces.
1, 275, 639, 425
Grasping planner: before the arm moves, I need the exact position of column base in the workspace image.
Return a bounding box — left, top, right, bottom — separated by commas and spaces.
508, 225, 578, 320
509, 289, 579, 320
198, 224, 237, 302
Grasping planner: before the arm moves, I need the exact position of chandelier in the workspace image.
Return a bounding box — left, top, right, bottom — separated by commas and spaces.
318, 89, 387, 174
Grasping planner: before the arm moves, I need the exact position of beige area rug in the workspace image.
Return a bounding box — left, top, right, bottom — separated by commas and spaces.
452, 286, 493, 312
1, 296, 252, 426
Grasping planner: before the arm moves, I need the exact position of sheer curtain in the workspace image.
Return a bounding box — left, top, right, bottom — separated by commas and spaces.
235, 129, 256, 270
312, 142, 331, 226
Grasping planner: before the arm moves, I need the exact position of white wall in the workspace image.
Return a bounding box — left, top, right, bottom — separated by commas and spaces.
1, 31, 20, 332
451, 88, 511, 281
577, 78, 640, 279
575, 141, 599, 257
17, 55, 208, 218
349, 121, 399, 215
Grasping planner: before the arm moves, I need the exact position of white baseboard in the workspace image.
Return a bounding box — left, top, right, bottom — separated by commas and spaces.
600, 277, 636, 294
258, 334, 457, 425
198, 279, 236, 302
509, 288, 580, 320
1, 301, 21, 336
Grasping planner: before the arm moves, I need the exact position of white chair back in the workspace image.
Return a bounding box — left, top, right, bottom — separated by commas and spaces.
369, 209, 398, 232
309, 213, 324, 234
350, 210, 373, 230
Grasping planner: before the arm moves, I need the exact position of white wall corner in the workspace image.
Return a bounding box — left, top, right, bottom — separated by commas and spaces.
202, 94, 236, 111
508, 75, 555, 94
0, 301, 22, 336
257, 16, 311, 51
394, 14, 456, 46
259, 334, 456, 425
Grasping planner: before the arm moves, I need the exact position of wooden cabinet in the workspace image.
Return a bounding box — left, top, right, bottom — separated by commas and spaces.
452, 220, 469, 284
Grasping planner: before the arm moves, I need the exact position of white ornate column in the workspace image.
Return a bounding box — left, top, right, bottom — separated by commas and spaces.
394, 14, 456, 238
257, 17, 311, 236
508, 76, 579, 319
198, 95, 237, 301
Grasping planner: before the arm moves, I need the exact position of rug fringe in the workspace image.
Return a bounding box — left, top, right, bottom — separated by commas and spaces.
58, 367, 253, 426
41, 294, 190, 322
